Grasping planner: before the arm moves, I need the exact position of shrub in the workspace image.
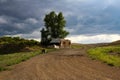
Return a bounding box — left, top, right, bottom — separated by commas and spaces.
0, 37, 40, 54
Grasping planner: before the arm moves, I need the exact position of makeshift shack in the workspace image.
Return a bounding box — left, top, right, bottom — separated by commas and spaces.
50, 38, 71, 48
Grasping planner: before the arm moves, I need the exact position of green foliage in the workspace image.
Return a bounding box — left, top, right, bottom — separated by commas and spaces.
0, 36, 56, 71
0, 50, 40, 71
41, 11, 69, 46
0, 47, 55, 72
88, 46, 120, 67
0, 66, 6, 71
0, 36, 39, 54
40, 28, 51, 46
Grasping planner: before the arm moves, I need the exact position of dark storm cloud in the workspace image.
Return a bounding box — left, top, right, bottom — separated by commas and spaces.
0, 0, 43, 36
0, 0, 120, 38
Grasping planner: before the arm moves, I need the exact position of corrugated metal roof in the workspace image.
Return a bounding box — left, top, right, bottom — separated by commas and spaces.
50, 38, 61, 43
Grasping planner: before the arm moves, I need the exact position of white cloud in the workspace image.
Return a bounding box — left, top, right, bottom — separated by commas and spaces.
0, 17, 8, 24
66, 34, 120, 44
11, 29, 41, 41
25, 18, 38, 24
66, 0, 87, 3
6, 33, 120, 44
106, 0, 116, 5
66, 28, 75, 33
14, 23, 26, 29
64, 11, 74, 17
0, 0, 8, 3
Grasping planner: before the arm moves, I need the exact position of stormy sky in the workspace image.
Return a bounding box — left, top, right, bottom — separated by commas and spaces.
0, 0, 120, 43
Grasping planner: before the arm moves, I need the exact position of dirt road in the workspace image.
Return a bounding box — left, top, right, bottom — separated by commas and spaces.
0, 48, 120, 80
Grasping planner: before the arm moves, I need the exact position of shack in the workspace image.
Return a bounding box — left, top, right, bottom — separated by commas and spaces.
50, 38, 71, 48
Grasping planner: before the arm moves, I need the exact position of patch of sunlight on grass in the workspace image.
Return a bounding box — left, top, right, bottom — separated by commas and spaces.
88, 46, 120, 67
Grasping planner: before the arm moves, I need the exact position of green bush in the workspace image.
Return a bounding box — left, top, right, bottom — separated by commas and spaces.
0, 37, 40, 54
0, 66, 6, 71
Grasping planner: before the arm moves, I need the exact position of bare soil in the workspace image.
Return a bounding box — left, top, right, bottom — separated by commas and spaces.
0, 47, 120, 80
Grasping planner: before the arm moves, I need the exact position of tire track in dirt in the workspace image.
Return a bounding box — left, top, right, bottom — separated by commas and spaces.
0, 48, 120, 80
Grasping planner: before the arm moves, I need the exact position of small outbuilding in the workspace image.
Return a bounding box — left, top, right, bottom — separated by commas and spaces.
50, 38, 71, 48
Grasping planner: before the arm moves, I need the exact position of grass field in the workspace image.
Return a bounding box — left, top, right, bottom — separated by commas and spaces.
88, 46, 120, 67
71, 44, 83, 49
0, 47, 55, 71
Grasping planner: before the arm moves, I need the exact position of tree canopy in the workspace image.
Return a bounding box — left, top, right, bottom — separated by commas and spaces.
44, 11, 69, 38
41, 11, 69, 45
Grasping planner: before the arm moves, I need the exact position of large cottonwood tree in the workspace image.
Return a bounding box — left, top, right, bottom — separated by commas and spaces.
44, 11, 69, 39
41, 11, 69, 46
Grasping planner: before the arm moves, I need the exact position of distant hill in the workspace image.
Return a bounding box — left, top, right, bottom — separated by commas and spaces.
111, 40, 120, 44
108, 40, 120, 46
